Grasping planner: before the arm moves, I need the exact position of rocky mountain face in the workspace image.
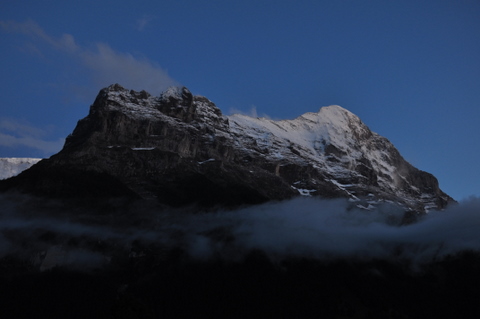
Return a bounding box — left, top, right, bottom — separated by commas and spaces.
0, 84, 453, 212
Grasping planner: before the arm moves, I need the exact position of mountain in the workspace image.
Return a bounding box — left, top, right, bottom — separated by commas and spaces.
1, 85, 477, 319
0, 84, 453, 212
0, 158, 42, 180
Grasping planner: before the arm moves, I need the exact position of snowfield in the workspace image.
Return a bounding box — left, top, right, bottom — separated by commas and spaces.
0, 158, 42, 180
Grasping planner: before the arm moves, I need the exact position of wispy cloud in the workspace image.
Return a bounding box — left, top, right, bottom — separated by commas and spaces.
0, 19, 178, 95
228, 105, 274, 120
0, 118, 47, 138
0, 133, 64, 155
0, 118, 64, 155
228, 105, 259, 117
80, 43, 177, 94
0, 19, 78, 52
0, 19, 178, 156
136, 14, 154, 31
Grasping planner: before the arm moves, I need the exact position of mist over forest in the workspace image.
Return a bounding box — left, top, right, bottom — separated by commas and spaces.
1, 194, 480, 269
1, 194, 480, 318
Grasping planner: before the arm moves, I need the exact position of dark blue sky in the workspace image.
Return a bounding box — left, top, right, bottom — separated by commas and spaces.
1, 0, 479, 200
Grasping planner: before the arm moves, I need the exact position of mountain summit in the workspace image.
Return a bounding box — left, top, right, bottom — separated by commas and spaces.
1, 84, 453, 212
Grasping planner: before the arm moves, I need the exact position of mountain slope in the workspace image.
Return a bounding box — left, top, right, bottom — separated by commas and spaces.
229, 105, 450, 212
0, 84, 453, 212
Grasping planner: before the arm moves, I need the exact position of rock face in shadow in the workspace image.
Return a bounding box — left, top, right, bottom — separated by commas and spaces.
0, 84, 453, 212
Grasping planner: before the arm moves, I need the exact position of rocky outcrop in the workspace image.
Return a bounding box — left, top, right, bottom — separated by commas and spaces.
0, 84, 453, 212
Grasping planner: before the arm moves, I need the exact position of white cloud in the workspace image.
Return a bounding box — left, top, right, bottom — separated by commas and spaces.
166, 197, 480, 266
0, 19, 178, 95
0, 118, 46, 138
0, 20, 179, 156
2, 195, 480, 269
0, 19, 78, 53
228, 105, 275, 119
80, 42, 178, 95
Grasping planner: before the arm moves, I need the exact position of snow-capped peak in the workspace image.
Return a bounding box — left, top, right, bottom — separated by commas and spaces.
316, 105, 362, 128
301, 104, 357, 123
227, 104, 449, 211
228, 105, 370, 163
159, 86, 191, 102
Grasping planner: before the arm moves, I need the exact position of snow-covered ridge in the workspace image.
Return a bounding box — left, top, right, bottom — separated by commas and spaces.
160, 86, 189, 102
0, 158, 42, 180
227, 105, 449, 212
229, 105, 364, 156
100, 84, 224, 126
101, 84, 162, 120
228, 105, 373, 172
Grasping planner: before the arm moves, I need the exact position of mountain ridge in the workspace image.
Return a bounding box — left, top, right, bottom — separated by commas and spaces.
0, 84, 453, 213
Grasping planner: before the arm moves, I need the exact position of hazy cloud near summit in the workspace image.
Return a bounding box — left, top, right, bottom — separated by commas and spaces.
0, 19, 178, 95
0, 19, 78, 53
80, 43, 178, 95
0, 118, 64, 155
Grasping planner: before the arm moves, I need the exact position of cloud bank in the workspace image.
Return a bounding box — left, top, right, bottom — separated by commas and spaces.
1, 195, 479, 270
172, 197, 480, 265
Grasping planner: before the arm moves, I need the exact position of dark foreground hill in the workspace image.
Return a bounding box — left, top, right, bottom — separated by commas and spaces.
1, 247, 480, 319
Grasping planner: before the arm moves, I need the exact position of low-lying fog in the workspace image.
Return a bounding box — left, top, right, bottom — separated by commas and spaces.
1, 194, 479, 270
